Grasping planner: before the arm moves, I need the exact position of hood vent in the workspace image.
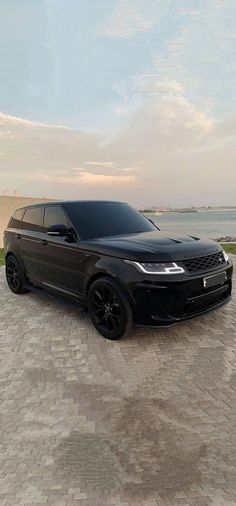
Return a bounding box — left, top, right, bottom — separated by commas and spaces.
188, 235, 200, 241
166, 237, 182, 244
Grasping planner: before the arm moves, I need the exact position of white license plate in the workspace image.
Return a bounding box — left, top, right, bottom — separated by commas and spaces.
203, 272, 227, 289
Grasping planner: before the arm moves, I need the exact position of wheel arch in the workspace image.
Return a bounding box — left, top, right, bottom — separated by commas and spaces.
5, 251, 26, 273
86, 271, 136, 308
86, 271, 115, 294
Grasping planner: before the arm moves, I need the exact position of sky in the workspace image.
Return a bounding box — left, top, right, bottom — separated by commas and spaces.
0, 0, 236, 207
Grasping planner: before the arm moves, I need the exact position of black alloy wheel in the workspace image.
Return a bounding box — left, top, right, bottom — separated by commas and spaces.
6, 255, 28, 294
88, 277, 133, 340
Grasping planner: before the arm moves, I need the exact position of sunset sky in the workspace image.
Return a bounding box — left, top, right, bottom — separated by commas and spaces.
0, 0, 236, 207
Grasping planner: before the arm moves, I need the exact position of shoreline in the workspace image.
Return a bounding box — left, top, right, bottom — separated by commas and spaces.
215, 237, 236, 243
143, 209, 236, 214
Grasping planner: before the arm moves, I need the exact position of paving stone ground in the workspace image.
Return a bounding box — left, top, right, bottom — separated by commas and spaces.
0, 260, 236, 506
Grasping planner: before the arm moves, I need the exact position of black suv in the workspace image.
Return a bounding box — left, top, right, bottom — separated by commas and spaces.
4, 200, 233, 340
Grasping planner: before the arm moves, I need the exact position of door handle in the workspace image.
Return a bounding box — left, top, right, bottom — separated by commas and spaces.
41, 239, 48, 246
16, 234, 22, 240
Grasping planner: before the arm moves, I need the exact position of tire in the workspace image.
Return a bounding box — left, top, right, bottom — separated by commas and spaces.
5, 255, 28, 294
88, 276, 134, 340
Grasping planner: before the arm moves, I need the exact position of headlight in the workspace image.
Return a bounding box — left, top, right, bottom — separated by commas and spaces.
125, 260, 185, 274
223, 250, 229, 263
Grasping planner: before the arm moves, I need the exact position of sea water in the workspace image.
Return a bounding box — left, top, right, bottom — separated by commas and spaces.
145, 211, 236, 240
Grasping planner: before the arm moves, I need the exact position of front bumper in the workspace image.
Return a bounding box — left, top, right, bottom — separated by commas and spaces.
125, 261, 233, 327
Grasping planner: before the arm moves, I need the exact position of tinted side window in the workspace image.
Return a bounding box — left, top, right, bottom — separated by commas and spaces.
22, 207, 42, 232
43, 206, 69, 230
8, 208, 24, 229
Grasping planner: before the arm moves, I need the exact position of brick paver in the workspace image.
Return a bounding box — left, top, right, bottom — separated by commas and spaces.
0, 260, 235, 506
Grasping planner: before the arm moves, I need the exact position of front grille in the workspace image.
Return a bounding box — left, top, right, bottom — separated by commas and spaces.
183, 251, 226, 274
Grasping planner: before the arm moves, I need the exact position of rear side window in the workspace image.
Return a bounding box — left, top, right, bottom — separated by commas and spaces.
43, 206, 69, 230
22, 207, 42, 232
8, 208, 24, 229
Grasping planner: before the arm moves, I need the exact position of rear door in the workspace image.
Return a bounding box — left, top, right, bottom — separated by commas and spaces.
39, 205, 79, 293
20, 206, 43, 279
4, 208, 25, 260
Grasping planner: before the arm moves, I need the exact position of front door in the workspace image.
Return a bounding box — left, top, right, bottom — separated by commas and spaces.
39, 205, 79, 294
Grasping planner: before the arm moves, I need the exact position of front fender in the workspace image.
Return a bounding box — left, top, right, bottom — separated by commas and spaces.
83, 255, 136, 307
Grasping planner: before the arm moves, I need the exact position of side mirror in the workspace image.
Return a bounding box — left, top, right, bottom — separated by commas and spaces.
47, 224, 70, 236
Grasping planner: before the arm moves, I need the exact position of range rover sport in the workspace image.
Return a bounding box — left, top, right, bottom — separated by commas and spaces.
4, 200, 233, 340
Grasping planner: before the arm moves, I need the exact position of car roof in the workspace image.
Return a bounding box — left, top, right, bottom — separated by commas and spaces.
14, 200, 126, 211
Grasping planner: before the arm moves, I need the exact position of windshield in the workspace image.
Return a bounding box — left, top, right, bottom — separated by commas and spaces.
63, 201, 157, 240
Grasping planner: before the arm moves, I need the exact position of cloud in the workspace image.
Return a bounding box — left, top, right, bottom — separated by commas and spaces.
0, 111, 138, 198
115, 96, 216, 167
132, 76, 184, 96
84, 161, 139, 172
100, 0, 169, 39
0, 112, 71, 131
29, 171, 135, 185
101, 5, 153, 38
121, 167, 139, 172
0, 111, 103, 171
112, 96, 236, 205
84, 161, 115, 168
0, 99, 236, 206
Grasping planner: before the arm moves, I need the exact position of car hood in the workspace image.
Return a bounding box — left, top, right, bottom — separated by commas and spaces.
80, 230, 222, 262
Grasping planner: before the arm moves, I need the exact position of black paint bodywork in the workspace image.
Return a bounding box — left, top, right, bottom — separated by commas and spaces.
4, 200, 233, 327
